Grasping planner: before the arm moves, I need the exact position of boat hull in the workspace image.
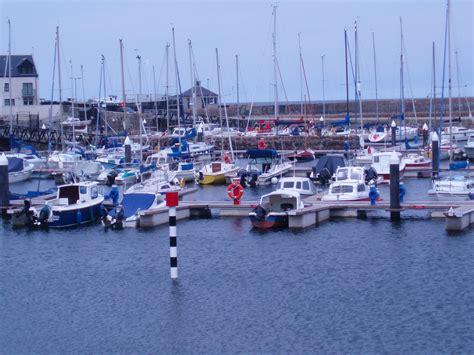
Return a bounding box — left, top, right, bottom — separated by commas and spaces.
48, 202, 103, 228
198, 173, 227, 185
249, 214, 288, 229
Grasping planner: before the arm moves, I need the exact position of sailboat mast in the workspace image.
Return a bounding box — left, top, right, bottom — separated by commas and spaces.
399, 17, 405, 143
455, 50, 462, 119
188, 40, 196, 126
102, 55, 108, 137
165, 43, 170, 131
172, 28, 181, 129
298, 32, 303, 115
81, 65, 86, 123
447, 0, 452, 161
372, 32, 379, 120
431, 42, 436, 132
236, 54, 240, 118
215, 48, 224, 156
322, 54, 326, 118
8, 19, 12, 137
272, 5, 279, 120
152, 65, 158, 131
355, 21, 363, 131
56, 26, 63, 117
119, 39, 127, 129
344, 30, 349, 118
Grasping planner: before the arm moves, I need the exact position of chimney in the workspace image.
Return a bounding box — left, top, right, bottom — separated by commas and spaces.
195, 80, 201, 87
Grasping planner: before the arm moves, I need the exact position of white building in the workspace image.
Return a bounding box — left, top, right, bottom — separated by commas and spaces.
0, 55, 39, 109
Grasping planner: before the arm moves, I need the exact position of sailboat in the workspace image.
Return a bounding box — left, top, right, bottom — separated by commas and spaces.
429, 0, 474, 199
195, 48, 239, 185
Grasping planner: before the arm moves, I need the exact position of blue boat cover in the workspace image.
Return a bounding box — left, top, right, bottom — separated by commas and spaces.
7, 157, 24, 173
111, 193, 155, 218
449, 161, 468, 171
246, 149, 278, 159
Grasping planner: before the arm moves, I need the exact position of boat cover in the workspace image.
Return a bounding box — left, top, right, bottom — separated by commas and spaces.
312, 154, 347, 176
7, 157, 24, 173
246, 149, 278, 159
112, 193, 156, 218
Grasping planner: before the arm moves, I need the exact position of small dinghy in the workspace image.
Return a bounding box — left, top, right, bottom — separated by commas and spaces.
249, 190, 305, 229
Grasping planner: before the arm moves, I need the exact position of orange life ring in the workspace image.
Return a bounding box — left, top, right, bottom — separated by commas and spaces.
227, 182, 244, 200
258, 139, 267, 150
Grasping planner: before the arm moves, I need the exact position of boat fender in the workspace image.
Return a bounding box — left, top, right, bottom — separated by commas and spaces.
399, 183, 406, 203
369, 186, 379, 206
76, 209, 82, 225
258, 138, 267, 150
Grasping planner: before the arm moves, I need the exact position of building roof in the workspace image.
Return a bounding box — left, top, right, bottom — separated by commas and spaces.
0, 55, 38, 78
181, 83, 217, 98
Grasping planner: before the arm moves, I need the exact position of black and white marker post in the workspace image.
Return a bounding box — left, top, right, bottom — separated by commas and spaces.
166, 191, 179, 279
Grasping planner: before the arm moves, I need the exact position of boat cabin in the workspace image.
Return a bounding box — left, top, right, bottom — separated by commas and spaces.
259, 190, 304, 213
277, 177, 318, 195
54, 182, 100, 206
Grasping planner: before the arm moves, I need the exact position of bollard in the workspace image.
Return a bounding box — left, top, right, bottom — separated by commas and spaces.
389, 153, 401, 220
0, 154, 9, 209
431, 132, 439, 178
166, 191, 179, 279
124, 136, 132, 165
391, 120, 397, 147
422, 123, 428, 147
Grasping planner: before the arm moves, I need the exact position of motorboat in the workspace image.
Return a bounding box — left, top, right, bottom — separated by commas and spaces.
353, 146, 378, 167
371, 151, 406, 184
249, 189, 306, 229
8, 145, 46, 170
428, 175, 474, 200
60, 117, 90, 133
196, 160, 240, 185
276, 177, 319, 196
464, 134, 474, 159
6, 156, 34, 183
402, 153, 432, 170
321, 166, 379, 202
287, 149, 315, 162
310, 154, 348, 185
105, 175, 182, 228
29, 181, 103, 228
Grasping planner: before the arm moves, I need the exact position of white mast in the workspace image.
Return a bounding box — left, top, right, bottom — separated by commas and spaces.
119, 39, 127, 130
216, 48, 234, 161
400, 17, 405, 144
172, 28, 181, 130
102, 55, 108, 137
372, 32, 379, 120
152, 65, 158, 131
8, 19, 12, 137
236, 54, 240, 119
355, 20, 363, 132
272, 5, 278, 120
81, 64, 87, 123
56, 26, 63, 117
188, 39, 196, 126
455, 50, 462, 119
215, 48, 224, 156
165, 43, 170, 131
322, 54, 326, 119
298, 32, 303, 115
447, 0, 453, 161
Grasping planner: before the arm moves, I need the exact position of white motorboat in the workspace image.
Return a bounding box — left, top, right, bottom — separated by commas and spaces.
249, 189, 306, 229
276, 177, 319, 196
464, 134, 474, 159
6, 156, 34, 183
371, 151, 406, 184
7, 152, 45, 170
196, 161, 240, 185
321, 166, 379, 202
402, 153, 432, 170
428, 175, 474, 200
257, 159, 294, 185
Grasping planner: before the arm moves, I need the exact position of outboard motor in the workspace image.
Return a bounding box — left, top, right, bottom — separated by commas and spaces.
365, 167, 378, 185
106, 170, 119, 186
239, 172, 248, 188
35, 204, 52, 227
252, 205, 267, 221
110, 204, 124, 230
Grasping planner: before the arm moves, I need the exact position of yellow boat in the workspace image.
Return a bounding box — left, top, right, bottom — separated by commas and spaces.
196, 161, 239, 185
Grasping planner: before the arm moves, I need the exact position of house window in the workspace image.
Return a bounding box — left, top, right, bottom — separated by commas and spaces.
24, 99, 33, 105
4, 99, 15, 106
22, 83, 33, 96
208, 97, 216, 104
3, 83, 9, 92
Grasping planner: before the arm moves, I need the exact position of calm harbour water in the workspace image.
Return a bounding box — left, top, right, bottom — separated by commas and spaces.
1, 177, 473, 352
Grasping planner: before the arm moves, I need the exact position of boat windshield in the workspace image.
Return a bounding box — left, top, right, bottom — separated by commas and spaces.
331, 185, 353, 194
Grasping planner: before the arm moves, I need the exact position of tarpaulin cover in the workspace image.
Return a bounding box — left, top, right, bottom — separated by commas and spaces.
110, 193, 156, 218
312, 154, 347, 175
7, 157, 24, 173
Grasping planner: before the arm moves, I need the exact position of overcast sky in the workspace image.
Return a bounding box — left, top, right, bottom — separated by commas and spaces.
1, 0, 473, 104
